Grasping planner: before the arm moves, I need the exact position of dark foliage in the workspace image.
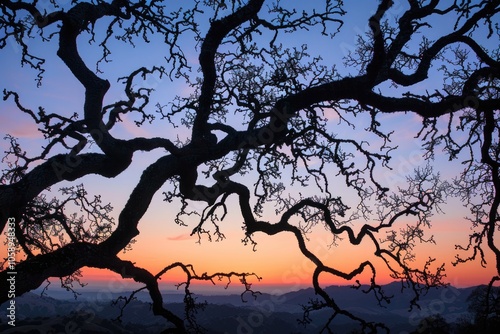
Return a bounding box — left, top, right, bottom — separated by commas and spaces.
1, 0, 500, 332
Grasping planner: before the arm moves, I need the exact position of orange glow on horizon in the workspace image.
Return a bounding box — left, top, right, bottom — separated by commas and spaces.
74, 219, 498, 296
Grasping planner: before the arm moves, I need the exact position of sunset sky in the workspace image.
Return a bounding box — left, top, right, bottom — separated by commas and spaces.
1, 0, 499, 299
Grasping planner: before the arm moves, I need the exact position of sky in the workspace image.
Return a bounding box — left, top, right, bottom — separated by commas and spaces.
1, 0, 499, 300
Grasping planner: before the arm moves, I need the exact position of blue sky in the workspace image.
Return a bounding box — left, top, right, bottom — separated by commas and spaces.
1, 0, 499, 297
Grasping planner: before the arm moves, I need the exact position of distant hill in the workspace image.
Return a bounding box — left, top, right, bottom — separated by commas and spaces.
0, 283, 478, 333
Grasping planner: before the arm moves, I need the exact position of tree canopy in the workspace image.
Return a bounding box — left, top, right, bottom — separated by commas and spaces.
1, 0, 500, 332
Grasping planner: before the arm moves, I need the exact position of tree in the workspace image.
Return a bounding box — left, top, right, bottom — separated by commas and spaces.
410, 314, 451, 334
466, 285, 500, 332
1, 0, 499, 332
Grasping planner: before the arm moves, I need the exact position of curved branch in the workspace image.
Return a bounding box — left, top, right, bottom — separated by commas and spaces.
388, 3, 500, 86
0, 0, 64, 28
0, 152, 131, 233
194, 0, 265, 139
90, 255, 186, 331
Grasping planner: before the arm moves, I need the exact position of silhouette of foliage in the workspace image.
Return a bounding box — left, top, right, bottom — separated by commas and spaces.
466, 285, 500, 332
410, 314, 450, 334
1, 0, 500, 332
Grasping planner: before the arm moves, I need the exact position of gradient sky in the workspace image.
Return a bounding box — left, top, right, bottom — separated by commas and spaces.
1, 0, 499, 298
